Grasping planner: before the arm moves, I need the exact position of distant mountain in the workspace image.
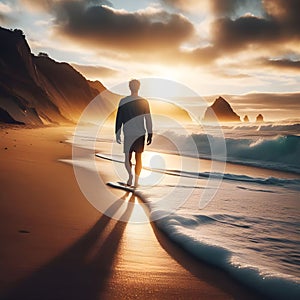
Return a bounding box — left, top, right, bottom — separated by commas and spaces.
203, 96, 241, 122
0, 26, 105, 125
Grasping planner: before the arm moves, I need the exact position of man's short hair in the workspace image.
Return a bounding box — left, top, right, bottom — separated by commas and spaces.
129, 79, 140, 93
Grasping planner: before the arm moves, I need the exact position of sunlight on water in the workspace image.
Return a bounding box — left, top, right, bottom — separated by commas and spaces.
139, 152, 166, 186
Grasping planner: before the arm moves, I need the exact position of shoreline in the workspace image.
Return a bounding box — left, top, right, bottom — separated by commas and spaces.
0, 125, 266, 299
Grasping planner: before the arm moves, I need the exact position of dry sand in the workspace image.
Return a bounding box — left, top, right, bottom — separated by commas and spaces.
0, 125, 264, 299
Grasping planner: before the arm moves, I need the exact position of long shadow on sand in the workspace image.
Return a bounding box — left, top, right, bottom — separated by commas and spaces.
1, 193, 135, 300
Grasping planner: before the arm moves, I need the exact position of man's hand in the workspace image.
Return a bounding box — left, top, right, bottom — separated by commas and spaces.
116, 135, 121, 144
147, 134, 152, 145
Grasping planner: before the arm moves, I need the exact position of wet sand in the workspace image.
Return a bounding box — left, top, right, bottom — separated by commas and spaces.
0, 126, 264, 299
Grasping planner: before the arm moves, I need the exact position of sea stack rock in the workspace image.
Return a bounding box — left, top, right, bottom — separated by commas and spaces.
243, 115, 249, 122
256, 114, 264, 122
203, 96, 240, 122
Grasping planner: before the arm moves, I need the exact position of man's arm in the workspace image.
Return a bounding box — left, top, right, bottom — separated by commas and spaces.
145, 101, 152, 145
115, 105, 122, 144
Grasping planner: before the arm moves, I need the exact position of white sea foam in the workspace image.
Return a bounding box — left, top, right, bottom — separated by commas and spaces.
150, 208, 300, 300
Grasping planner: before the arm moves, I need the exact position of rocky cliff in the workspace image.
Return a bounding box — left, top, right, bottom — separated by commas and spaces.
0, 107, 24, 124
0, 26, 105, 125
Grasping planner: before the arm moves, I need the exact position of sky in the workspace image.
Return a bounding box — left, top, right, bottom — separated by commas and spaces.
0, 0, 300, 120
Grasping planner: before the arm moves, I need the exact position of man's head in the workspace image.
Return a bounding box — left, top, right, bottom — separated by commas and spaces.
129, 79, 140, 94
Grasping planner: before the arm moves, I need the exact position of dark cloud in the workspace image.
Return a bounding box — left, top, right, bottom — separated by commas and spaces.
214, 56, 300, 74
71, 63, 119, 78
264, 58, 300, 71
160, 0, 300, 65
210, 0, 300, 53
263, 0, 300, 21
263, 0, 300, 36
53, 1, 194, 53
212, 15, 280, 51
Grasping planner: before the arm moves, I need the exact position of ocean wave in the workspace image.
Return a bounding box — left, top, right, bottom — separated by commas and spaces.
225, 135, 300, 173
156, 132, 300, 174
257, 123, 300, 133
225, 123, 300, 133
152, 211, 300, 300
162, 169, 300, 188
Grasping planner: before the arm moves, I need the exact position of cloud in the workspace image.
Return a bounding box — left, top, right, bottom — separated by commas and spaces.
16, 0, 300, 71
263, 0, 300, 37
160, 0, 209, 13
212, 0, 300, 51
161, 0, 263, 17
0, 14, 7, 25
263, 0, 300, 22
0, 2, 14, 24
159, 0, 300, 67
20, 0, 113, 12
53, 2, 195, 55
210, 0, 264, 17
219, 72, 251, 79
229, 92, 300, 110
48, 1, 223, 66
263, 58, 300, 71
20, 0, 57, 11
177, 46, 219, 65
71, 63, 120, 78
211, 15, 280, 51
0, 2, 12, 14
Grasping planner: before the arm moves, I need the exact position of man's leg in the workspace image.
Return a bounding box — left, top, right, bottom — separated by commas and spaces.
125, 152, 133, 185
134, 152, 142, 187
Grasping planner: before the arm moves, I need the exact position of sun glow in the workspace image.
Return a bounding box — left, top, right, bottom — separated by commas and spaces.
139, 152, 166, 186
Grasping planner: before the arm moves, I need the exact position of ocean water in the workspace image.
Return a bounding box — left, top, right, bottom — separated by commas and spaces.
71, 121, 300, 299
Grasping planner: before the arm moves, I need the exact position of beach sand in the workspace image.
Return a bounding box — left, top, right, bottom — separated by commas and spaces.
0, 126, 264, 299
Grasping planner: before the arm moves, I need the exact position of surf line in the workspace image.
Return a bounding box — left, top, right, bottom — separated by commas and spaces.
96, 153, 300, 188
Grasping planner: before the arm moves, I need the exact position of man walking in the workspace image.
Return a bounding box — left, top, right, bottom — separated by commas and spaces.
115, 79, 152, 187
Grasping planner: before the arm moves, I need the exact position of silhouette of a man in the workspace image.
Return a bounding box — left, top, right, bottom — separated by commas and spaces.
115, 79, 152, 187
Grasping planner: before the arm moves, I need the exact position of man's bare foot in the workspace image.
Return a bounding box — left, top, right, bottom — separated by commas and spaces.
127, 174, 133, 186
133, 176, 139, 188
